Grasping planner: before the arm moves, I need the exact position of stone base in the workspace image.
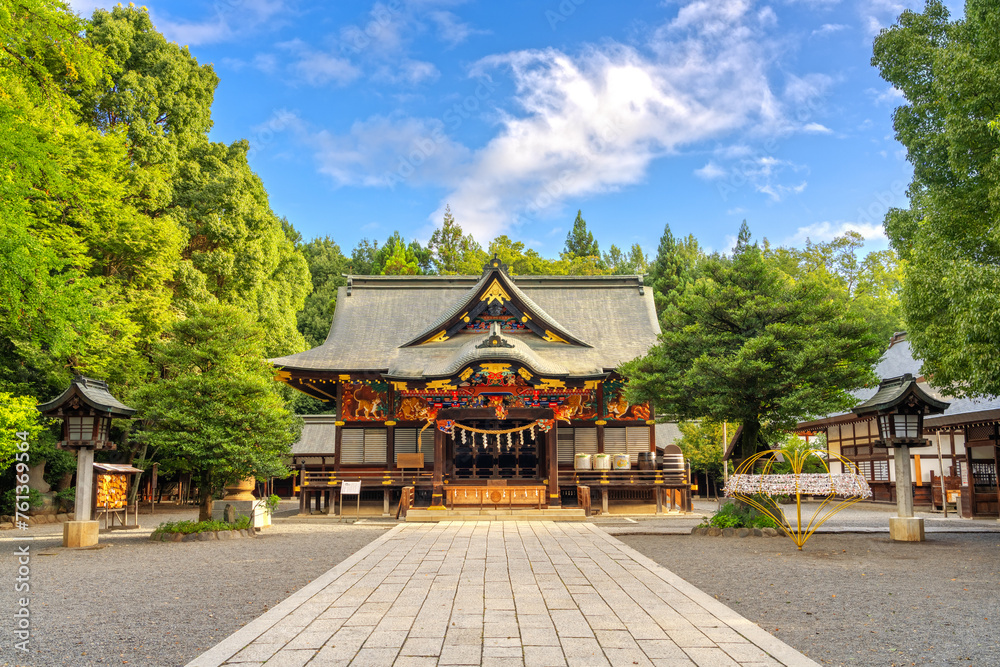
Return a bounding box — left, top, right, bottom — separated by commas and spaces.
889, 516, 925, 542
63, 520, 99, 548
211, 500, 270, 529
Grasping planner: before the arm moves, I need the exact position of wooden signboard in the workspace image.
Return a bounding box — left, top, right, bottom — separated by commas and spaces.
396, 453, 424, 469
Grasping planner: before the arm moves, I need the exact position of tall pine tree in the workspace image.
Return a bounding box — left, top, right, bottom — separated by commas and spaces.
563, 210, 600, 258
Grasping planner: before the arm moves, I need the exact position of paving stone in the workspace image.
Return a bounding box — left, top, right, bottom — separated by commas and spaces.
257, 649, 313, 666
439, 644, 482, 664
682, 647, 742, 666
227, 643, 280, 663
348, 646, 399, 666
523, 645, 567, 667
189, 523, 819, 667
398, 636, 444, 657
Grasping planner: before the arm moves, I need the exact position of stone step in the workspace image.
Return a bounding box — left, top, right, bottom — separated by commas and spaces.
405, 508, 588, 522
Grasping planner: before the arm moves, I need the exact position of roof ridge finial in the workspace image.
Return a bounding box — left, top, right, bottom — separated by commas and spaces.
477, 321, 514, 349
483, 254, 508, 275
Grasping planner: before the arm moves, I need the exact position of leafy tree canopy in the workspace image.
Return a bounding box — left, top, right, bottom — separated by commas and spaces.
0, 393, 44, 474
135, 303, 301, 520
624, 223, 881, 461
676, 420, 726, 480
763, 231, 905, 349
872, 0, 1000, 397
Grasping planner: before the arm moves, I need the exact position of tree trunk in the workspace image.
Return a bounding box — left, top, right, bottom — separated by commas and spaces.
127, 442, 147, 506
739, 419, 762, 465
198, 486, 213, 522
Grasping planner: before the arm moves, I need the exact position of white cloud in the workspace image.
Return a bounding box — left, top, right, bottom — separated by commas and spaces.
430, 10, 488, 47
870, 85, 906, 105
695, 162, 727, 179
293, 0, 843, 238
278, 39, 361, 86
311, 115, 471, 189
802, 122, 832, 133
811, 23, 847, 36
433, 0, 800, 239
786, 221, 887, 246
151, 0, 291, 46
758, 180, 807, 201
373, 59, 440, 85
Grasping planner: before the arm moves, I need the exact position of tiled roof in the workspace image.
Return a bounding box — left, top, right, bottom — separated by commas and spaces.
292, 415, 338, 455
271, 274, 660, 377
37, 376, 136, 417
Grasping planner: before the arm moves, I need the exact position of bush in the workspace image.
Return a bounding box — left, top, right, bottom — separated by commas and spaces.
152, 515, 252, 535
265, 494, 280, 514
1, 488, 44, 515
55, 486, 76, 512
706, 500, 780, 529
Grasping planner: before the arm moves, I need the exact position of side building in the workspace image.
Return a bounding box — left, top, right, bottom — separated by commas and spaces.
796, 332, 1000, 519
272, 258, 685, 514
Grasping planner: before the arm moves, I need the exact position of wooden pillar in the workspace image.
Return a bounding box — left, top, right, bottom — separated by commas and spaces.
386, 422, 395, 469
298, 465, 306, 515
602, 487, 609, 514
334, 422, 343, 473
547, 425, 561, 507
383, 488, 391, 516
597, 423, 605, 454
431, 426, 445, 509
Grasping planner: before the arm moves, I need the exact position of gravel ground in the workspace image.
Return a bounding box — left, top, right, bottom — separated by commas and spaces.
0, 504, 388, 667
620, 531, 1000, 666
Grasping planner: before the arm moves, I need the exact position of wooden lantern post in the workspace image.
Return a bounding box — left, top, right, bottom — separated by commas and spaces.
852, 374, 949, 542
37, 376, 136, 547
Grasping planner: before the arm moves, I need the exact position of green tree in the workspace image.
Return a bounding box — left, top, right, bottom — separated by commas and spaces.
0, 0, 167, 399
676, 420, 726, 482
603, 243, 650, 275
872, 0, 1000, 396
135, 303, 301, 520
382, 238, 420, 275
647, 224, 702, 316
171, 138, 311, 357
563, 210, 599, 259
624, 223, 881, 461
428, 205, 487, 274
298, 237, 349, 348
763, 232, 905, 348
0, 393, 44, 474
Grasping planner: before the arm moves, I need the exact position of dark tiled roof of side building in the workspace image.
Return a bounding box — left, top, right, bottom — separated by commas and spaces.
797, 334, 1000, 429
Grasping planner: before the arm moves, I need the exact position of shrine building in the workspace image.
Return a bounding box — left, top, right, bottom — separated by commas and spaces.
272, 257, 688, 517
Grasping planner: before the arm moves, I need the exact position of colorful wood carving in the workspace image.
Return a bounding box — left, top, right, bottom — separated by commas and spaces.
341, 380, 389, 421
602, 379, 651, 421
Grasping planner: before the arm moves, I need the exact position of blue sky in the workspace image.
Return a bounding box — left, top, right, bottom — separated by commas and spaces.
70, 0, 965, 259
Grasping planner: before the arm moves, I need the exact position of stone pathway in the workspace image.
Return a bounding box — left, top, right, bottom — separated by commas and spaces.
187, 522, 818, 667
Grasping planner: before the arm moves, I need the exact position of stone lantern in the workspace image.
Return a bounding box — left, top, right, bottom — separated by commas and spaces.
37, 376, 136, 547
852, 373, 949, 541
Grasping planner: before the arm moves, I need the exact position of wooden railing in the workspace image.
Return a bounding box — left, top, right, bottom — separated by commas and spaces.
301, 469, 689, 488
301, 469, 432, 488
557, 470, 688, 487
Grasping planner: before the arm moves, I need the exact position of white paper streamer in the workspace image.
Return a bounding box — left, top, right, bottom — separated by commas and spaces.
724, 473, 873, 499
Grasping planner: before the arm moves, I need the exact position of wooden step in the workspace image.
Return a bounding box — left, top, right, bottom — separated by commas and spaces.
405, 508, 588, 522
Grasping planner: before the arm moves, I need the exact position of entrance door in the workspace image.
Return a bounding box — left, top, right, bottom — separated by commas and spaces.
452, 420, 540, 481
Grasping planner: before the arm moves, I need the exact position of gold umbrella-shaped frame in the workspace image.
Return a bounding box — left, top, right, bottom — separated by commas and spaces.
723, 448, 873, 550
